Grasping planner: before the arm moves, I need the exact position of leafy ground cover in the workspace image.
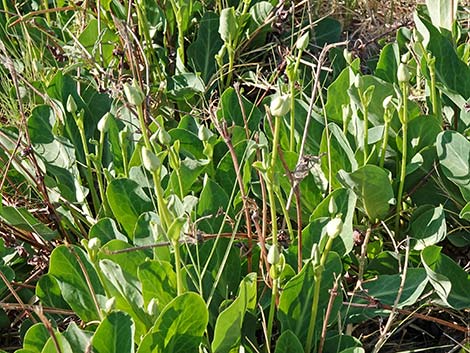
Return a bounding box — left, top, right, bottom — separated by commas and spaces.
1, 0, 470, 352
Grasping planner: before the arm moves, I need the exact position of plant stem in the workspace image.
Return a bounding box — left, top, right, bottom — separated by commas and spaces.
428, 56, 441, 119
356, 223, 372, 289
173, 239, 184, 295
136, 104, 151, 149
305, 235, 335, 353
151, 170, 172, 231
379, 111, 390, 168
268, 115, 282, 248
362, 105, 369, 165
289, 48, 303, 151
266, 277, 278, 346
76, 115, 101, 215
395, 82, 408, 236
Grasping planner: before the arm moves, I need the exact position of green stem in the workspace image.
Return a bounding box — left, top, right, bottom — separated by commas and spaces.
379, 116, 390, 168
151, 170, 172, 231
226, 45, 235, 88
268, 115, 282, 248
395, 82, 409, 236
2, 0, 10, 20
264, 115, 283, 344
275, 188, 294, 242
95, 132, 111, 216
266, 277, 278, 347
175, 169, 184, 199
136, 103, 151, 149
363, 106, 369, 165
429, 58, 441, 119
173, 239, 184, 295
305, 235, 335, 353
289, 49, 303, 151
77, 117, 100, 215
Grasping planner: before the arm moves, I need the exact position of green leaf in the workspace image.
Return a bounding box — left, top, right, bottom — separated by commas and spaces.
0, 265, 14, 294
362, 268, 428, 308
406, 115, 442, 160
23, 323, 49, 353
278, 253, 343, 346
89, 218, 128, 245
325, 65, 355, 123
436, 131, 470, 200
106, 178, 153, 235
41, 332, 73, 353
92, 311, 135, 353
167, 73, 205, 100
320, 123, 358, 188
310, 188, 357, 256
138, 260, 177, 314
219, 7, 237, 43
98, 259, 150, 334
217, 87, 262, 132
197, 175, 230, 233
187, 12, 223, 83
137, 292, 208, 353
415, 13, 470, 98
338, 165, 394, 220
78, 19, 118, 66
314, 17, 342, 47
63, 322, 93, 353
168, 128, 205, 160
274, 330, 304, 353
425, 0, 458, 31
375, 43, 400, 84
49, 245, 105, 322
167, 158, 209, 197
459, 201, 470, 220
212, 273, 257, 353
36, 274, 70, 310
0, 206, 57, 241
421, 246, 470, 309
410, 205, 447, 250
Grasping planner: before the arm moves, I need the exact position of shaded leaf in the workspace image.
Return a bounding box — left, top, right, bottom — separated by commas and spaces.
212, 273, 257, 353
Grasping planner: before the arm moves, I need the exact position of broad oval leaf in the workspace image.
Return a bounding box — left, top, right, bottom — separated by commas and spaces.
106, 178, 153, 236
410, 205, 446, 250
436, 131, 470, 200
320, 123, 357, 189
362, 268, 428, 308
49, 245, 105, 322
212, 273, 257, 353
337, 165, 394, 220
278, 253, 342, 346
92, 311, 135, 353
274, 330, 304, 353
137, 292, 208, 353
421, 246, 470, 309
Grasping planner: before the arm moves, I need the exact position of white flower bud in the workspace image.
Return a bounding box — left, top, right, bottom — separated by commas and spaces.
270, 95, 290, 117
267, 245, 280, 265
328, 197, 337, 216
97, 113, 112, 133
296, 32, 309, 51
142, 147, 161, 172
147, 298, 158, 316
66, 95, 78, 113
198, 125, 211, 141
105, 297, 116, 312
158, 128, 171, 145
397, 63, 410, 83
326, 217, 343, 239
123, 81, 145, 106
88, 237, 101, 251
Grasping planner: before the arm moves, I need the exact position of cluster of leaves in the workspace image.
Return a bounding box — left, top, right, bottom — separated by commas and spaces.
1, 0, 470, 352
